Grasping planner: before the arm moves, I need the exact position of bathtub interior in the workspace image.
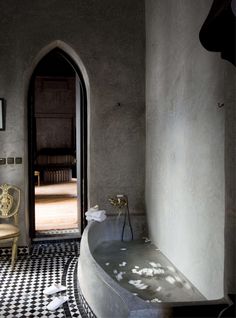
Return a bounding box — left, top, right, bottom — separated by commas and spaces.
78, 215, 168, 318
93, 239, 205, 304
78, 216, 229, 318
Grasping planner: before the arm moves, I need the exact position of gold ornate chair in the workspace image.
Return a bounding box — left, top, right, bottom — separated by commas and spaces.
0, 184, 20, 268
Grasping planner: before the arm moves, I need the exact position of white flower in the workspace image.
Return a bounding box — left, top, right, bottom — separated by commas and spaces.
165, 276, 175, 284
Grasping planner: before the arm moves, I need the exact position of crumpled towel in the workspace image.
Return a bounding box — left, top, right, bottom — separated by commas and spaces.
85, 205, 107, 222
85, 209, 106, 218
86, 213, 107, 222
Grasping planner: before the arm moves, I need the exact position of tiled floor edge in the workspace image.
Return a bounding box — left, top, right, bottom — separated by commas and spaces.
0, 246, 29, 256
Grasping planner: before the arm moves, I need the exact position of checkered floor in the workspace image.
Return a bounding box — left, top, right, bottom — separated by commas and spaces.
0, 240, 95, 318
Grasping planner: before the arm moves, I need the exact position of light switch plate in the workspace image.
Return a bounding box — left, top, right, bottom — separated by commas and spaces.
7, 157, 14, 164
15, 157, 22, 164
0, 158, 6, 165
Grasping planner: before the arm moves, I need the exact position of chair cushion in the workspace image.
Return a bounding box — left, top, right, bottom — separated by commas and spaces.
0, 224, 20, 239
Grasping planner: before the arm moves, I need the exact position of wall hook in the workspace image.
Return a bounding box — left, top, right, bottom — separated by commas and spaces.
217, 102, 224, 108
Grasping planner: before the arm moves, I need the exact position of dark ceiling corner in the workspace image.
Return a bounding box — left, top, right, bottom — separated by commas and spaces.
199, 0, 236, 66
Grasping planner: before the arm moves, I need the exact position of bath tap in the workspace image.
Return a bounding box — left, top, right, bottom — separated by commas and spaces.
108, 194, 133, 241
108, 195, 127, 209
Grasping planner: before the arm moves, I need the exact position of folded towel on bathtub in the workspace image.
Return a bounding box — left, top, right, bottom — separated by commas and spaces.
86, 213, 107, 222
85, 206, 107, 222
85, 210, 106, 218
86, 205, 99, 213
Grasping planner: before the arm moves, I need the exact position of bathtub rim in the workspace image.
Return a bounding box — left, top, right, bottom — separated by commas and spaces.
79, 219, 174, 317
79, 218, 230, 315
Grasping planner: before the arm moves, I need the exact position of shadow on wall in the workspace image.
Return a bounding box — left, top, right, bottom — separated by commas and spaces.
199, 0, 236, 66
199, 0, 236, 303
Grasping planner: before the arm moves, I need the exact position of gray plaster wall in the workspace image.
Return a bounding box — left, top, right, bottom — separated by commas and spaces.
224, 63, 236, 295
0, 0, 145, 245
145, 0, 229, 300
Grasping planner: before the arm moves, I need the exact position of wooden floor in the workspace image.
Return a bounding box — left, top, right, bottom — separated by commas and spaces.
35, 180, 80, 231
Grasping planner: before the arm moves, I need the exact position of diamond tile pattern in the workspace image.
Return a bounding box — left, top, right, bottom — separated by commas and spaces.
0, 240, 96, 318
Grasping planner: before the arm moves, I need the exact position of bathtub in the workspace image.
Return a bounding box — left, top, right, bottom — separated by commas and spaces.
78, 217, 229, 318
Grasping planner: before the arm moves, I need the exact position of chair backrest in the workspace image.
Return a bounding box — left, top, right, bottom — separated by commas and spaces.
0, 184, 20, 225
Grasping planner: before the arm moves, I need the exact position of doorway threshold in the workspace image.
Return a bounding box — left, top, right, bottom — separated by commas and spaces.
33, 228, 80, 241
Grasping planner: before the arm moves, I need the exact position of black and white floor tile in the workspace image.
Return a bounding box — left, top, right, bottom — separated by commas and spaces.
0, 240, 95, 318
0, 246, 30, 256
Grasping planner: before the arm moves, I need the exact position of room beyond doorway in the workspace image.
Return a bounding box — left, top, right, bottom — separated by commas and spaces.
28, 47, 88, 240
35, 179, 80, 238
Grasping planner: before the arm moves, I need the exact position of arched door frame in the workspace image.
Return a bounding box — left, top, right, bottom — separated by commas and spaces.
27, 41, 89, 238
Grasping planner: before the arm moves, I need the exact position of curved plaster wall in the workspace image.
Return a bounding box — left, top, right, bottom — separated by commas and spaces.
145, 0, 228, 300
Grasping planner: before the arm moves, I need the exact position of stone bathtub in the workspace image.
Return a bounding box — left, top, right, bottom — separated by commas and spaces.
78, 217, 229, 318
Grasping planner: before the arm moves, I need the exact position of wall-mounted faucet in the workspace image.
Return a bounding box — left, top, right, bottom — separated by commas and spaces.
109, 194, 127, 209
108, 194, 133, 241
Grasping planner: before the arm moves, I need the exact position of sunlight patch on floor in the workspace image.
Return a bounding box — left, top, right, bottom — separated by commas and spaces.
35, 179, 79, 231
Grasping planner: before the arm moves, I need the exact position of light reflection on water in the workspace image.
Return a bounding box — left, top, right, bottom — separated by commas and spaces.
93, 239, 204, 303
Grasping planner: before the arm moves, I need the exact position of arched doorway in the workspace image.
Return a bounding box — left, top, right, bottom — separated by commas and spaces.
28, 48, 87, 239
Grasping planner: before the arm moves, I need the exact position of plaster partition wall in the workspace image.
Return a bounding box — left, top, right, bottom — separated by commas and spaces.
0, 0, 145, 246
224, 62, 236, 295
146, 0, 226, 299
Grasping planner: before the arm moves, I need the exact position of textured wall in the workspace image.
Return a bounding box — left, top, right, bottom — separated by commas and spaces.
0, 0, 145, 245
146, 0, 226, 299
224, 63, 236, 295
